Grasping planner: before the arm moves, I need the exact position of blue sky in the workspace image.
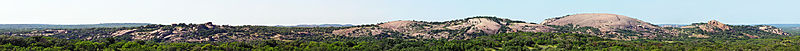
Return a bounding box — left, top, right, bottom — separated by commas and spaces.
1, 0, 798, 25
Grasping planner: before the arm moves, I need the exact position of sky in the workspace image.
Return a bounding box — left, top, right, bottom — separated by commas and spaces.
1, 0, 799, 25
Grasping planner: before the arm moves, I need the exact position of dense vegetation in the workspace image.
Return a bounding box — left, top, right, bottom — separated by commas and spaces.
1, 20, 798, 50
1, 32, 798, 51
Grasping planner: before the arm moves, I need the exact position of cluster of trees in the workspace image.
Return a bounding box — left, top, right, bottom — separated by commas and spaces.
1, 22, 797, 50
1, 32, 798, 51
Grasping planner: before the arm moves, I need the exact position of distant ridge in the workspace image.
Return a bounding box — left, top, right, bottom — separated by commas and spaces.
0, 23, 151, 29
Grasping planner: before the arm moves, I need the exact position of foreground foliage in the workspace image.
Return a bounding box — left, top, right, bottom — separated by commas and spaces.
1, 32, 798, 51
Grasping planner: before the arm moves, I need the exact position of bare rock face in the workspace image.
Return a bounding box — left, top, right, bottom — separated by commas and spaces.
332, 17, 554, 39
378, 21, 421, 33
93, 22, 260, 42
695, 20, 731, 32
680, 20, 790, 36
204, 22, 216, 29
11, 14, 796, 42
111, 29, 138, 36
757, 25, 790, 35
541, 13, 663, 40
332, 21, 421, 37
707, 20, 731, 30
542, 13, 660, 32
464, 18, 503, 34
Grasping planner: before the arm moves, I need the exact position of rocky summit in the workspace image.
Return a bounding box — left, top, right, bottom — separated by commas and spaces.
333, 17, 555, 39
2, 13, 793, 42
678, 20, 790, 38
331, 13, 791, 40
541, 13, 666, 40
542, 13, 660, 31
681, 20, 731, 32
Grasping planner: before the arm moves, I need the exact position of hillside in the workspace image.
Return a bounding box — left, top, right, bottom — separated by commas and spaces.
0, 13, 797, 50
762, 24, 800, 34
674, 20, 791, 39
541, 13, 667, 40
2, 32, 798, 51
0, 13, 793, 42
332, 16, 554, 39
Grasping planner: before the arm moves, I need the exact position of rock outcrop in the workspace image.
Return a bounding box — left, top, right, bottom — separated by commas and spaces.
333, 17, 554, 39
77, 22, 279, 42
463, 18, 503, 34
707, 20, 731, 30
683, 20, 731, 32
333, 13, 791, 40
757, 25, 790, 35
679, 20, 791, 37
542, 13, 660, 32
541, 13, 664, 40
111, 29, 137, 36
9, 13, 794, 42
378, 21, 421, 33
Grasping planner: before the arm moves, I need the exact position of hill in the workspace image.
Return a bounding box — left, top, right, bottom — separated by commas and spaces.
332, 16, 554, 39
2, 32, 798, 51
541, 13, 666, 40
762, 24, 800, 35
0, 13, 798, 50
0, 13, 792, 42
